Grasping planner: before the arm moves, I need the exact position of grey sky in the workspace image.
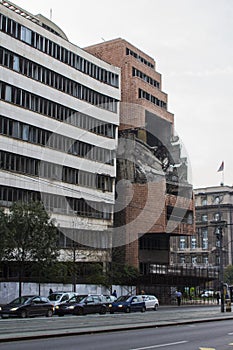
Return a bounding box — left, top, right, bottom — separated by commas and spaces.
12, 0, 233, 188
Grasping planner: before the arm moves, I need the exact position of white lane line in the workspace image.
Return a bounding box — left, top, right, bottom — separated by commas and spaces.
129, 340, 188, 350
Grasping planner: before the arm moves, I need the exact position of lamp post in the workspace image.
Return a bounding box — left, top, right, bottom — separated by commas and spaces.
210, 219, 226, 313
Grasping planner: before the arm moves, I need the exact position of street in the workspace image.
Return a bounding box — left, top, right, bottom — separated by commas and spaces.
1, 320, 233, 349
0, 305, 229, 340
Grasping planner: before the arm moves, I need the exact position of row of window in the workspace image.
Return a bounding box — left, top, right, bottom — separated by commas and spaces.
126, 47, 154, 69
0, 150, 114, 192
199, 195, 222, 206
1, 83, 117, 138
0, 13, 119, 88
179, 232, 221, 250
0, 47, 117, 137
1, 63, 117, 114
132, 67, 160, 89
0, 185, 112, 220
138, 88, 167, 109
0, 115, 114, 165
179, 256, 210, 265
2, 1, 62, 38
199, 213, 221, 222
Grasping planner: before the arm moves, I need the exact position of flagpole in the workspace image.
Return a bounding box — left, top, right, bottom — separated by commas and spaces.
217, 161, 224, 185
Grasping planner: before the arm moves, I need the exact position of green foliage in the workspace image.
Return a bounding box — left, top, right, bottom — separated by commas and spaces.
108, 262, 140, 286
0, 208, 8, 261
0, 201, 59, 283
224, 265, 233, 285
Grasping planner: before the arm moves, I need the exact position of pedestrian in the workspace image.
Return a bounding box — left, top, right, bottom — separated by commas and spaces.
216, 292, 220, 305
176, 290, 182, 306
111, 289, 117, 298
49, 288, 53, 295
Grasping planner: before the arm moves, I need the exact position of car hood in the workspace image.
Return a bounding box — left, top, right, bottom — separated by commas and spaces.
1, 303, 23, 310
111, 301, 129, 306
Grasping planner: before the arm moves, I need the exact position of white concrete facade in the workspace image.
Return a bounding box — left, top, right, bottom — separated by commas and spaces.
0, 1, 120, 263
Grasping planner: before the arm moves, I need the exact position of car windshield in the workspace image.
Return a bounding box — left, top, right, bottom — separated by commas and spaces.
48, 294, 63, 301
115, 296, 131, 302
9, 296, 32, 305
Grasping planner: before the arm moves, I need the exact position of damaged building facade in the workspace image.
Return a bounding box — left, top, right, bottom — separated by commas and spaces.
85, 39, 195, 282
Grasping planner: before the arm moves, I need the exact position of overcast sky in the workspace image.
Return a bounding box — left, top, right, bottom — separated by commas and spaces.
12, 0, 233, 189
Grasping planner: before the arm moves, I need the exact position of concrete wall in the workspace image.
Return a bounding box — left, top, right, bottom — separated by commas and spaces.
0, 282, 136, 304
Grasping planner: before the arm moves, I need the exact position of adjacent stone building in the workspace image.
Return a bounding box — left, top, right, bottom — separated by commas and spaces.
171, 185, 233, 269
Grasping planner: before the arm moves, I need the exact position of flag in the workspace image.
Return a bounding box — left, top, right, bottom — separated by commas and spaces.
217, 161, 224, 172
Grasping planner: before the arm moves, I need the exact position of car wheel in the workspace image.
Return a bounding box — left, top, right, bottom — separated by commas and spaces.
46, 309, 53, 317
75, 307, 84, 316
125, 307, 131, 313
141, 306, 146, 313
20, 310, 27, 318
99, 307, 107, 315
154, 304, 158, 311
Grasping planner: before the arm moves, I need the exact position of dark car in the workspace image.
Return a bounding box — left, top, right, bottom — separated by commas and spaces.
56, 294, 107, 316
0, 295, 54, 318
109, 295, 146, 314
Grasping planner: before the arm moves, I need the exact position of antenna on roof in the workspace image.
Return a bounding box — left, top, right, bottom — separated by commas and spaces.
50, 8, 52, 20
101, 37, 106, 42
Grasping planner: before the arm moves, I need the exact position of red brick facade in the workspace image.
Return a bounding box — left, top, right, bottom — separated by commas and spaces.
85, 38, 195, 270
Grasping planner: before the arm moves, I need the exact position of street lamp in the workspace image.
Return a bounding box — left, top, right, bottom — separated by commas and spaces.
210, 219, 227, 313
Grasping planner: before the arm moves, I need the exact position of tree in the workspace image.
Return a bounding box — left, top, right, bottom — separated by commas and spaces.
0, 208, 8, 274
3, 201, 59, 296
224, 265, 233, 285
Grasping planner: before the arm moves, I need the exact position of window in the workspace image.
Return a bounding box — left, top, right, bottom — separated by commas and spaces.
20, 26, 32, 44
13, 55, 19, 71
213, 196, 220, 204
5, 85, 12, 102
138, 88, 167, 109
203, 256, 208, 265
180, 255, 185, 264
201, 196, 207, 206
202, 228, 208, 249
191, 236, 197, 249
191, 256, 197, 265
180, 236, 186, 250
213, 212, 220, 221
201, 214, 208, 222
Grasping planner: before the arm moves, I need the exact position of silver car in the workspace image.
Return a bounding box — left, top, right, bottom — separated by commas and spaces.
138, 294, 159, 311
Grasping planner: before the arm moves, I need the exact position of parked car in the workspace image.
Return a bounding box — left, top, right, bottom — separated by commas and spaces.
109, 295, 146, 314
200, 290, 214, 298
138, 294, 159, 311
48, 291, 78, 307
56, 294, 107, 316
0, 295, 54, 318
100, 295, 117, 311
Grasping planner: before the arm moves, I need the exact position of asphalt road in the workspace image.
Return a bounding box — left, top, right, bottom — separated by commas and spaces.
1, 319, 233, 350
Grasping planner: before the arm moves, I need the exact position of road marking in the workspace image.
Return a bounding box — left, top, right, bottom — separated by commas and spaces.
199, 348, 215, 350
129, 340, 188, 349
